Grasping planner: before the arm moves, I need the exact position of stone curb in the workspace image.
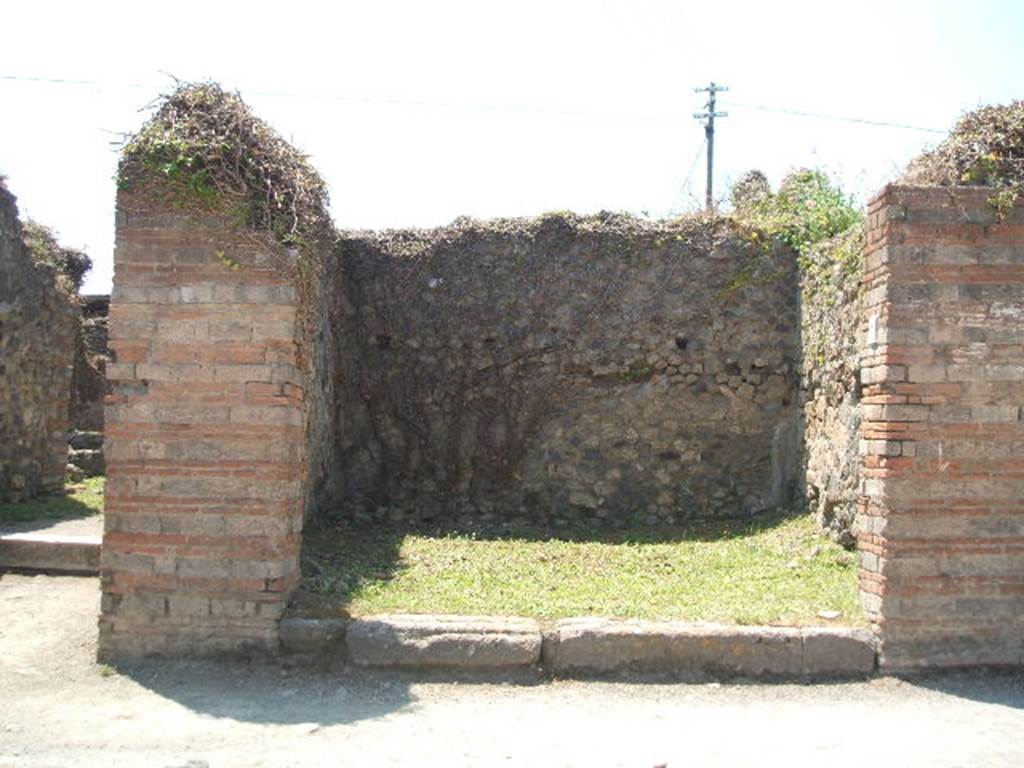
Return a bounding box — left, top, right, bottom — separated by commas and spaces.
0, 532, 101, 574
542, 618, 877, 677
278, 614, 878, 678
279, 618, 348, 656
346, 614, 543, 669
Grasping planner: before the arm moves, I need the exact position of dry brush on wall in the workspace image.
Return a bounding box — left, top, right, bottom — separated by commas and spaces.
322, 213, 802, 526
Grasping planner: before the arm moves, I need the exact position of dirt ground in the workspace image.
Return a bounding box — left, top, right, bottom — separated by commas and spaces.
1, 573, 1022, 768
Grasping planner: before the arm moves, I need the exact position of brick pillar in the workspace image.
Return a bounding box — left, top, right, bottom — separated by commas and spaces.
99, 192, 307, 659
859, 185, 1024, 668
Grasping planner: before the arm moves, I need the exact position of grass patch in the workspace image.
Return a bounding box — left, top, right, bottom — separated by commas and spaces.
299, 511, 863, 626
0, 477, 104, 524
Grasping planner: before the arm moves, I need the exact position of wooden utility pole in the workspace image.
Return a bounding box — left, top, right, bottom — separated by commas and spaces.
694, 82, 728, 211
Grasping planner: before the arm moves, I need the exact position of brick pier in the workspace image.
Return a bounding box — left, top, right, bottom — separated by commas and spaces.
859, 186, 1024, 668
98, 195, 307, 658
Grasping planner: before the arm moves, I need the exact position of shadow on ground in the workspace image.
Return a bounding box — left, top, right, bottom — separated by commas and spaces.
0, 491, 99, 534
110, 659, 418, 727
900, 669, 1024, 710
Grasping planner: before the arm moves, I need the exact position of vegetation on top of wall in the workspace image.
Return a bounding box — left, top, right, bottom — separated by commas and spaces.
734, 169, 862, 259
119, 81, 331, 252
21, 219, 92, 293
903, 100, 1024, 218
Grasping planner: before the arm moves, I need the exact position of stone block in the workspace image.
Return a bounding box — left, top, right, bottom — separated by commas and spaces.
801, 628, 877, 676
279, 618, 348, 655
541, 618, 806, 677
0, 532, 101, 573
347, 614, 542, 669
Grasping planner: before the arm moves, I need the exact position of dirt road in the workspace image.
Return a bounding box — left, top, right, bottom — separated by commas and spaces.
2, 573, 1021, 767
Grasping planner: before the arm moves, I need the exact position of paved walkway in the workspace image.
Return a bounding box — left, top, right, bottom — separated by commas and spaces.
0, 515, 101, 572
2, 573, 1022, 768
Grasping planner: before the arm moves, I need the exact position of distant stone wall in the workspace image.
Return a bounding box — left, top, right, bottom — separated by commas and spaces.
800, 228, 865, 545
68, 294, 110, 478
324, 214, 802, 525
859, 186, 1024, 669
70, 294, 110, 434
0, 182, 77, 502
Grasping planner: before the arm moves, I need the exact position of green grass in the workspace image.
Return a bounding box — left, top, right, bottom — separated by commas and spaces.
0, 477, 105, 524
299, 511, 863, 626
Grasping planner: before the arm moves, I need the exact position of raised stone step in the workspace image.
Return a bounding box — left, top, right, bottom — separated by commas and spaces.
0, 532, 101, 574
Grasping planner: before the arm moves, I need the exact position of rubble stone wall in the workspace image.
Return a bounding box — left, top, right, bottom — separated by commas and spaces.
324, 215, 802, 525
0, 183, 77, 502
800, 229, 865, 545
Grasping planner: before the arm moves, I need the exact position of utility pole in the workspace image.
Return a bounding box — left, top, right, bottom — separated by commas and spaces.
693, 82, 728, 211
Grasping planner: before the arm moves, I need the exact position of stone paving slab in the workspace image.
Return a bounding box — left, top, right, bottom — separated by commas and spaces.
346, 614, 543, 669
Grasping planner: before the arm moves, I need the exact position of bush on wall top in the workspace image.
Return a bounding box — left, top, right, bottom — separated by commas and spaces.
903, 100, 1024, 215
119, 81, 332, 252
733, 168, 862, 258
21, 219, 92, 293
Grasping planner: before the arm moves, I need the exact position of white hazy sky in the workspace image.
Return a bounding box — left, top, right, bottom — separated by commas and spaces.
1, 0, 1021, 294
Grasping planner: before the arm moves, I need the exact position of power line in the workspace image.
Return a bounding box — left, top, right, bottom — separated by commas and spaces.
671, 136, 707, 214
2, 73, 949, 134
680, 137, 707, 201
0, 74, 684, 125
729, 100, 946, 134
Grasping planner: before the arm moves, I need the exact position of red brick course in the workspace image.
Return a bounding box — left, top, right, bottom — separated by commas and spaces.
98, 192, 307, 660
859, 185, 1024, 669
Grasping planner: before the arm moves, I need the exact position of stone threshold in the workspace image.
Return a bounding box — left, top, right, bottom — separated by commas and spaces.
280, 614, 878, 679
0, 532, 101, 574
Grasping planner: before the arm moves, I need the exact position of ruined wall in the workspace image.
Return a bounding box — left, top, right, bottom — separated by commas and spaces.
800, 228, 865, 545
323, 214, 801, 525
859, 186, 1024, 668
0, 182, 77, 502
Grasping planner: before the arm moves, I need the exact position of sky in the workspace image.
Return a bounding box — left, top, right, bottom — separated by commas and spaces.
1, 0, 1021, 294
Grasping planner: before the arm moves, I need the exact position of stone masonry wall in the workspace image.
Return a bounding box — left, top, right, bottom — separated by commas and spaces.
324, 214, 801, 525
68, 294, 110, 478
859, 186, 1024, 668
0, 182, 77, 502
98, 190, 308, 658
800, 229, 865, 546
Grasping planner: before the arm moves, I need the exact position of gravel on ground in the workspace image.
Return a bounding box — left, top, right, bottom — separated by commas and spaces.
2, 573, 1022, 768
